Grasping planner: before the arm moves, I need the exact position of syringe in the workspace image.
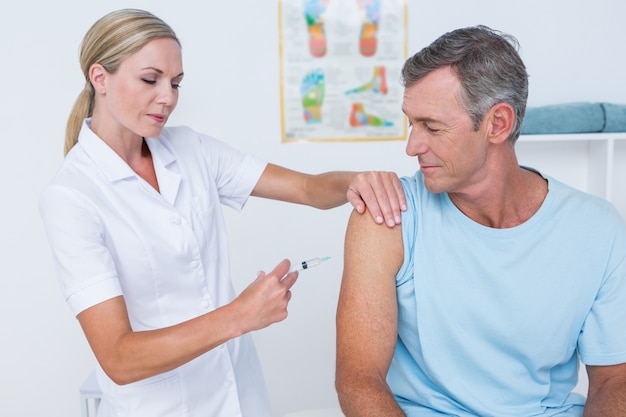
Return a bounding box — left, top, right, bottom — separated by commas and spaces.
288, 256, 332, 273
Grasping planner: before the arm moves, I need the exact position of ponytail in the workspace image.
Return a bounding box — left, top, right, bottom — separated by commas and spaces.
64, 81, 94, 156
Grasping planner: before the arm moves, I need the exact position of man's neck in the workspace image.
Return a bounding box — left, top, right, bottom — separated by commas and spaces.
448, 165, 548, 229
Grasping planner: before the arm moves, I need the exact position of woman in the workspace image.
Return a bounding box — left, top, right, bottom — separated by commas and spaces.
40, 8, 404, 417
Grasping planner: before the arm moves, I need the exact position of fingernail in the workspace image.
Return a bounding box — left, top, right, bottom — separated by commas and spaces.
376, 216, 384, 224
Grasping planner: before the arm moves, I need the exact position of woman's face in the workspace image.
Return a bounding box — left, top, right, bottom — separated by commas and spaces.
95, 37, 183, 141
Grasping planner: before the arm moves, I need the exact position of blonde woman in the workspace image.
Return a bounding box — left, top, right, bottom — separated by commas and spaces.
40, 9, 405, 417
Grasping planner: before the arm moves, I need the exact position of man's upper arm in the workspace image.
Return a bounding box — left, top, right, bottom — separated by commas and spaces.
584, 363, 626, 415
336, 209, 404, 380
586, 363, 626, 395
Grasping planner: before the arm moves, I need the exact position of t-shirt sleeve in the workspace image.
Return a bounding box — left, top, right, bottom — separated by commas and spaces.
578, 212, 626, 366
396, 176, 417, 287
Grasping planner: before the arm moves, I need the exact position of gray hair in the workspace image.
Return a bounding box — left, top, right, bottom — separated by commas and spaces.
401, 25, 528, 143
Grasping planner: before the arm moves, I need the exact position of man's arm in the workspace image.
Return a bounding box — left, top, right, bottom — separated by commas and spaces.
335, 209, 405, 416
583, 363, 626, 416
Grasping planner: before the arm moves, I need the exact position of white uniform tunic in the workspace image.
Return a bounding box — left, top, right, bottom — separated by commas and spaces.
40, 119, 270, 417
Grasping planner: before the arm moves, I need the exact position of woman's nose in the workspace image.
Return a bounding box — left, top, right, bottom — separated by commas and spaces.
157, 83, 177, 106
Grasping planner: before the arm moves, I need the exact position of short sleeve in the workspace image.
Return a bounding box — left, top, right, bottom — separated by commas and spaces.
396, 176, 417, 287
578, 217, 626, 366
160, 126, 268, 212
39, 184, 123, 316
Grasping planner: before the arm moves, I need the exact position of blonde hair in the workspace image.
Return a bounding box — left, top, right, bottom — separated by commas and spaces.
64, 9, 180, 156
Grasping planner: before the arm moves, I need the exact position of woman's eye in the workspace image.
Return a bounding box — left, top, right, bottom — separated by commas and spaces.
142, 78, 156, 85
172, 83, 181, 90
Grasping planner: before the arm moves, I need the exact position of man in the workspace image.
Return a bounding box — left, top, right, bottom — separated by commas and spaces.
335, 26, 626, 417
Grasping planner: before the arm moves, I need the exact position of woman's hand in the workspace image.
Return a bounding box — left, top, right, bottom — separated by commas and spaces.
233, 259, 299, 333
77, 260, 299, 385
348, 171, 407, 227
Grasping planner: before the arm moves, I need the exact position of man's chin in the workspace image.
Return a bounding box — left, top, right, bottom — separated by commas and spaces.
423, 178, 447, 194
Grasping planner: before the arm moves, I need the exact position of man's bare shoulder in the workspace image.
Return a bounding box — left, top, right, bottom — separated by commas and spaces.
345, 209, 404, 272
347, 208, 403, 236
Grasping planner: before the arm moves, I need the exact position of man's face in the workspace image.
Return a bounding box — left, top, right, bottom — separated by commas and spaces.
402, 66, 491, 194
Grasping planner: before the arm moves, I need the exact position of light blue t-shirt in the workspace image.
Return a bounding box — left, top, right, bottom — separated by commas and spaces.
389, 170, 626, 417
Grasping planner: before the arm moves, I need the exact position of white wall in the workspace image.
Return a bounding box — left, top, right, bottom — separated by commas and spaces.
1, 1, 625, 416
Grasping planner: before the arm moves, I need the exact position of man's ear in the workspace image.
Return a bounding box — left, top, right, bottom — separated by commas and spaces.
486, 102, 515, 144
88, 63, 107, 95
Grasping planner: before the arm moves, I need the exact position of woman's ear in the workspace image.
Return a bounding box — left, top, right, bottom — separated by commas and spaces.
486, 102, 515, 144
89, 63, 107, 95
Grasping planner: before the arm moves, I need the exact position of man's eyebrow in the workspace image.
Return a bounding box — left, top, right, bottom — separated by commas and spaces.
415, 117, 440, 123
403, 112, 440, 125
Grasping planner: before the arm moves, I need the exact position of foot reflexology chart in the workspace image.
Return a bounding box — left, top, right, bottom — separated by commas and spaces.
279, 0, 408, 142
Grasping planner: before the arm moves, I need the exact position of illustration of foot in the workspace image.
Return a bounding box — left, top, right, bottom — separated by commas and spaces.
349, 102, 393, 127
304, 0, 329, 58
301, 68, 325, 124
345, 66, 388, 95
357, 0, 381, 57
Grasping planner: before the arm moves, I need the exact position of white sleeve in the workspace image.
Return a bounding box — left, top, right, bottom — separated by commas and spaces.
39, 184, 123, 316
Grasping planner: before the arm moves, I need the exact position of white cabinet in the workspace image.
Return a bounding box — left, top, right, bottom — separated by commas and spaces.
517, 132, 626, 218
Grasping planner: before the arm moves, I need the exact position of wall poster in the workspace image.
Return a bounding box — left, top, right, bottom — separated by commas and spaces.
279, 0, 408, 143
